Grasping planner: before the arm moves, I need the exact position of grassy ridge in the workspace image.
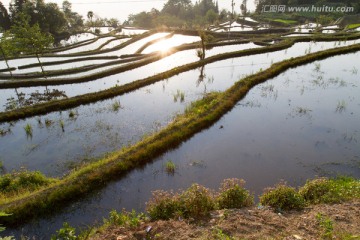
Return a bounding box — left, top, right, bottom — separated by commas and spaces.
0, 43, 359, 226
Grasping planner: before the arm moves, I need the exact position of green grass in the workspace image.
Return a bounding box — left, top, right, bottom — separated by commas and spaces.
1, 43, 360, 226
299, 177, 360, 204
346, 23, 360, 30
23, 123, 33, 138
272, 19, 298, 25
111, 100, 122, 112
260, 182, 306, 211
0, 170, 56, 197
164, 160, 176, 174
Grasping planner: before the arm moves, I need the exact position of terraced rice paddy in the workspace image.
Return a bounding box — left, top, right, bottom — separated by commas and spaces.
0, 26, 359, 238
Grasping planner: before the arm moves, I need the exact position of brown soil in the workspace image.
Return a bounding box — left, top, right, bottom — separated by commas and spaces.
91, 201, 360, 240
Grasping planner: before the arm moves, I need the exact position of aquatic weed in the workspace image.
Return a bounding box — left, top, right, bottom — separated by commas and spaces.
24, 124, 33, 138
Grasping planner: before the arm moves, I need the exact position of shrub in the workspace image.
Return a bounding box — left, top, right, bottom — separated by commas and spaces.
146, 190, 180, 220
105, 209, 144, 227
0, 170, 54, 196
179, 183, 215, 218
260, 182, 305, 211
217, 178, 254, 209
51, 222, 77, 240
299, 178, 334, 204
300, 177, 360, 204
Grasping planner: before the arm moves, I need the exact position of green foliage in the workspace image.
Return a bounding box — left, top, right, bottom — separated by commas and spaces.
260, 182, 305, 211
147, 184, 215, 220
164, 160, 176, 174
111, 100, 122, 112
8, 13, 54, 76
299, 177, 360, 204
51, 222, 77, 240
128, 0, 222, 28
347, 23, 360, 29
173, 90, 185, 102
316, 213, 334, 239
24, 123, 33, 138
212, 228, 235, 240
179, 183, 215, 218
146, 190, 181, 220
0, 170, 54, 196
105, 209, 144, 228
217, 178, 254, 209
0, 212, 14, 239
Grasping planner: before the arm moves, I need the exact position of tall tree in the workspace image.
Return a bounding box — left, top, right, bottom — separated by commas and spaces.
0, 31, 16, 77
9, 0, 27, 20
0, 2, 11, 30
62, 1, 84, 32
87, 11, 94, 27
9, 13, 54, 77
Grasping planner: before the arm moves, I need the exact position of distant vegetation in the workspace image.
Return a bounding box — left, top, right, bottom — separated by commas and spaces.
126, 0, 230, 28
254, 0, 360, 25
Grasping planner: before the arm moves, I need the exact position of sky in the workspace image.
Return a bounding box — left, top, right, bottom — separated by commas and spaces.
1, 0, 256, 23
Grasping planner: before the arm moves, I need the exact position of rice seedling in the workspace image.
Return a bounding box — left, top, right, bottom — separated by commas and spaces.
336, 100, 346, 113
164, 160, 176, 175
45, 119, 53, 128
68, 110, 76, 119
173, 90, 185, 103
24, 124, 33, 138
60, 120, 65, 132
111, 100, 122, 112
314, 62, 321, 72
351, 66, 358, 75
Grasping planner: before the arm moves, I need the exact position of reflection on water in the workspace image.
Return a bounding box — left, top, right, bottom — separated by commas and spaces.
2, 39, 359, 113
6, 51, 360, 240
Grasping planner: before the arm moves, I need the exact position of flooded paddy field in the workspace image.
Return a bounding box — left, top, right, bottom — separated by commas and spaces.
5, 47, 359, 240
1, 27, 360, 238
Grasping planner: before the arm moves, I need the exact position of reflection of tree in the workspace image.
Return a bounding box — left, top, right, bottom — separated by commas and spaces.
197, 65, 206, 85
5, 89, 67, 111
197, 65, 207, 93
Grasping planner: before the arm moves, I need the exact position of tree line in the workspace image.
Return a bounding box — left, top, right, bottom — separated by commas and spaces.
126, 0, 249, 28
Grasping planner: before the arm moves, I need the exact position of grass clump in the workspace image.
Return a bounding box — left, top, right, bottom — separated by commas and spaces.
173, 89, 185, 103
260, 182, 305, 211
217, 178, 253, 209
164, 160, 176, 175
179, 183, 215, 219
51, 222, 77, 240
316, 213, 334, 240
23, 123, 33, 138
346, 23, 360, 30
299, 177, 360, 204
111, 100, 122, 112
105, 209, 145, 228
146, 190, 180, 220
0, 170, 55, 197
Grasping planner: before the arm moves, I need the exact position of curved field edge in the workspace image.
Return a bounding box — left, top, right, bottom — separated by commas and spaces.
0, 43, 359, 226
1, 34, 360, 123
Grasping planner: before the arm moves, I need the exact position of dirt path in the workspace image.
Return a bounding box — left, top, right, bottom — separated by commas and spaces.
92, 201, 360, 240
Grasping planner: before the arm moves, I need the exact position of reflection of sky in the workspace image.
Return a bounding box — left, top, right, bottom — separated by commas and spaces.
2, 39, 360, 112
